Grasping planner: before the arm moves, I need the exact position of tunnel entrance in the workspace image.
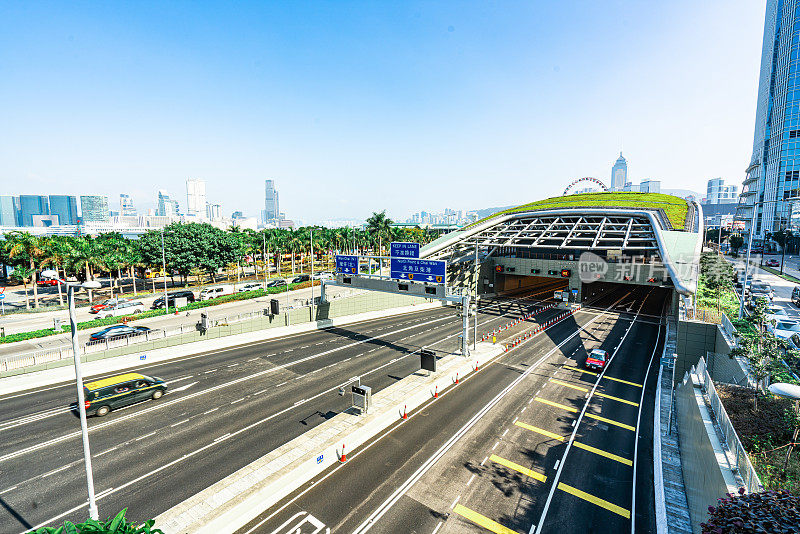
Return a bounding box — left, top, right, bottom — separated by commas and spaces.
580, 281, 674, 316
496, 274, 569, 300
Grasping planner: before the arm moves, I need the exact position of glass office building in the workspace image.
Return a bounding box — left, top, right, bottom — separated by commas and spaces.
18, 195, 49, 226
740, 0, 800, 236
0, 196, 19, 226
80, 195, 110, 222
49, 195, 78, 225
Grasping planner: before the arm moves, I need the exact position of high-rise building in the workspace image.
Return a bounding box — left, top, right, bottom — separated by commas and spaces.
80, 196, 110, 222
705, 178, 739, 205
186, 179, 206, 217
739, 1, 800, 236
157, 190, 180, 217
639, 180, 661, 194
610, 153, 628, 191
264, 180, 280, 222
206, 203, 222, 220
231, 210, 244, 219
0, 196, 19, 226
49, 195, 78, 225
120, 194, 137, 216
18, 195, 49, 226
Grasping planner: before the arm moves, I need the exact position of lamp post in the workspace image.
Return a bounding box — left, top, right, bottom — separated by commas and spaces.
160, 228, 169, 314
310, 229, 315, 316
768, 383, 800, 478
41, 269, 102, 520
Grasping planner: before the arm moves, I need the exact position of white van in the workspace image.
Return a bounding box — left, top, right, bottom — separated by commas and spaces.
199, 285, 234, 300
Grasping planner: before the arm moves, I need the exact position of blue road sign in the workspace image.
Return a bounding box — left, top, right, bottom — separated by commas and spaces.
335, 255, 359, 274
390, 242, 420, 259
316, 454, 324, 464
0, 294, 5, 300
390, 258, 446, 284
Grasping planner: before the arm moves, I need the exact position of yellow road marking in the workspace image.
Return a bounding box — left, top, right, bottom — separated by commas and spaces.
515, 421, 565, 442
557, 483, 631, 518
573, 441, 633, 465
595, 392, 639, 406
535, 397, 578, 413
603, 376, 643, 387
585, 413, 635, 431
563, 365, 596, 376
453, 504, 522, 534
489, 454, 547, 482
549, 378, 588, 392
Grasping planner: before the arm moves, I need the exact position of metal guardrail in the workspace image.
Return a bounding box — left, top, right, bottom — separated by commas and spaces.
696, 358, 764, 494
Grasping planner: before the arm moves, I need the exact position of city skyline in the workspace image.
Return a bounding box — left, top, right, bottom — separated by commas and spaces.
0, 2, 765, 223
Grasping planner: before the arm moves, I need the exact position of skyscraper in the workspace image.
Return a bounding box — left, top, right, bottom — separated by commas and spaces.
186, 179, 206, 217
0, 196, 19, 227
120, 194, 137, 216
18, 195, 49, 226
264, 180, 280, 222
157, 190, 179, 217
80, 196, 110, 222
49, 195, 78, 225
739, 0, 800, 236
706, 178, 739, 205
610, 153, 627, 191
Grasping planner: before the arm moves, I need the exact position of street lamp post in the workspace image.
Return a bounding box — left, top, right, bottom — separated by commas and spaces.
310, 229, 315, 317
41, 269, 102, 520
160, 228, 169, 314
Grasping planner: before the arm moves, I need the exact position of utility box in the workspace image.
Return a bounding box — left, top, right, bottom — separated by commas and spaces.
351, 385, 372, 414
53, 317, 62, 332
420, 349, 436, 373
174, 297, 188, 308
270, 298, 280, 315
200, 312, 210, 332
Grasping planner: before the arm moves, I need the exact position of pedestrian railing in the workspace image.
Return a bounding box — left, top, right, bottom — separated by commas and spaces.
695, 357, 763, 494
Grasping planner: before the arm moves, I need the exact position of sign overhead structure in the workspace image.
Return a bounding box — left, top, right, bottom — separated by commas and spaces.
390, 242, 420, 258
335, 255, 359, 275
390, 258, 446, 284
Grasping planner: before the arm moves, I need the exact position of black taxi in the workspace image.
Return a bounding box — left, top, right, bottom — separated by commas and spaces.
82, 372, 168, 417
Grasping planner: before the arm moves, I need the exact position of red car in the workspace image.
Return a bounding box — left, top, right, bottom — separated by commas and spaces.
585, 349, 608, 370
765, 259, 780, 267
90, 298, 129, 314
36, 278, 58, 287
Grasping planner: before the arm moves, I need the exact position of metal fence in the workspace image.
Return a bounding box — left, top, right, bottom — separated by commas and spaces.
695, 358, 764, 494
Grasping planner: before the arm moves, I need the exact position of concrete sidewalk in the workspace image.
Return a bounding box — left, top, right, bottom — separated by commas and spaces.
155, 341, 504, 534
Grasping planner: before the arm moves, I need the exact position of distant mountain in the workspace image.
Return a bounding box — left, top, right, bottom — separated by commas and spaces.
662, 188, 702, 200
474, 205, 515, 220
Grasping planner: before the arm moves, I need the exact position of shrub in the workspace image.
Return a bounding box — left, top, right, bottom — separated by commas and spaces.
701, 488, 800, 533
29, 508, 162, 533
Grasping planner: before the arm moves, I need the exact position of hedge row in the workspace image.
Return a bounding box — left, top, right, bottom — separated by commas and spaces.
0, 281, 320, 345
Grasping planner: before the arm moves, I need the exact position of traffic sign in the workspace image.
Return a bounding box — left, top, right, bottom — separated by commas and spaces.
0, 294, 5, 300
390, 258, 446, 284
335, 255, 358, 274
390, 242, 420, 258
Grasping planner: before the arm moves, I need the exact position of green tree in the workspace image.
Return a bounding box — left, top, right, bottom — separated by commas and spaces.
729, 234, 744, 254
9, 265, 36, 309
5, 231, 46, 308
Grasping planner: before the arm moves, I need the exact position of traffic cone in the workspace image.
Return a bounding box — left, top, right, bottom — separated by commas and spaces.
475, 361, 479, 371
122, 317, 127, 325
340, 444, 347, 462
434, 385, 438, 398
455, 373, 459, 385
402, 405, 408, 419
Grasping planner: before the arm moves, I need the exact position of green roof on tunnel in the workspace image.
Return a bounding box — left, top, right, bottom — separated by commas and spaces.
471, 192, 690, 230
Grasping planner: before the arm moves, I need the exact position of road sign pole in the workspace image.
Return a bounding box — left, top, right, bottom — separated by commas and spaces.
462, 295, 470, 357
474, 241, 478, 350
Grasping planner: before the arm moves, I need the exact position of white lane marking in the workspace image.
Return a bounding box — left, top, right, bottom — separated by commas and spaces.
492, 441, 499, 451
466, 474, 476, 486
95, 487, 114, 499
521, 407, 526, 413
170, 419, 190, 428
227, 363, 239, 368
513, 417, 518, 424
0, 313, 455, 463
231, 398, 245, 405
480, 456, 488, 466
431, 522, 443, 534
94, 446, 119, 458
502, 428, 509, 438
341, 358, 351, 362
135, 431, 157, 441
171, 381, 198, 393
0, 406, 72, 431
41, 464, 71, 478
214, 433, 231, 442
553, 459, 560, 470
203, 407, 219, 415
0, 485, 18, 494
204, 369, 217, 374
248, 358, 259, 362
450, 495, 461, 509
165, 375, 194, 384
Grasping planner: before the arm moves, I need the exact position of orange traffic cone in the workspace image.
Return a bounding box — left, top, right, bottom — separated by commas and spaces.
455, 373, 459, 385
340, 444, 347, 462
434, 385, 438, 398
402, 405, 408, 419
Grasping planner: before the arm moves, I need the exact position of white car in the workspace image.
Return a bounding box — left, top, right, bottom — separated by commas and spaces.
237, 282, 263, 292
766, 305, 791, 323
97, 301, 146, 319
768, 320, 800, 340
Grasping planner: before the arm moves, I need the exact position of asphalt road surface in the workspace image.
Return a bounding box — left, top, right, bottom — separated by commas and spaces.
237, 284, 665, 534
0, 286, 571, 533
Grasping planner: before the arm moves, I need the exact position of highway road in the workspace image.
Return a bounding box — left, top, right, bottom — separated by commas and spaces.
237, 285, 666, 534
0, 286, 567, 533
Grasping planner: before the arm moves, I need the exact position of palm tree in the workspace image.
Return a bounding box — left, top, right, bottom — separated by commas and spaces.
6, 231, 46, 308
40, 236, 74, 306
366, 211, 393, 257
10, 265, 36, 309
67, 236, 105, 302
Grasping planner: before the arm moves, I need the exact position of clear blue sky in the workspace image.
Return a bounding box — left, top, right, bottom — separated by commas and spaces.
0, 1, 766, 223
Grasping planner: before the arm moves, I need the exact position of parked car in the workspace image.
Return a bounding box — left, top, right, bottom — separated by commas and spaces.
767, 320, 800, 340
792, 286, 800, 306
90, 298, 130, 314
80, 372, 167, 417
291, 274, 311, 284
198, 284, 234, 300
237, 282, 264, 292
151, 290, 196, 309
765, 304, 791, 323
96, 301, 146, 318
89, 325, 151, 342
36, 278, 59, 287
765, 258, 780, 267
585, 349, 608, 370
266, 279, 287, 288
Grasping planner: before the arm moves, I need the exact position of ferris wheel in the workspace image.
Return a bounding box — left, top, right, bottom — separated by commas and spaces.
562, 177, 610, 196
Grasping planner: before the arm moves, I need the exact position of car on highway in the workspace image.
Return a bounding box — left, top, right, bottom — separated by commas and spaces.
766, 304, 791, 323
291, 274, 311, 284
90, 298, 130, 314
585, 349, 608, 370
89, 324, 151, 342
266, 279, 287, 288
151, 290, 196, 309
237, 282, 264, 292
81, 372, 167, 417
199, 284, 234, 300
765, 258, 780, 267
767, 320, 800, 340
95, 301, 146, 318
